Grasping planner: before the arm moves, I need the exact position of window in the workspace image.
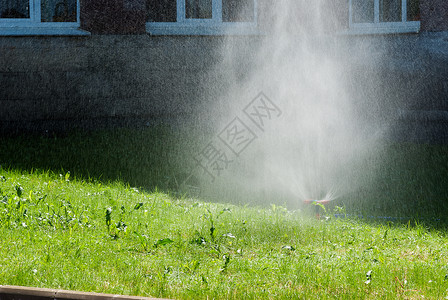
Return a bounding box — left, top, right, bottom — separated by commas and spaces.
0, 0, 86, 35
146, 0, 257, 35
349, 0, 420, 34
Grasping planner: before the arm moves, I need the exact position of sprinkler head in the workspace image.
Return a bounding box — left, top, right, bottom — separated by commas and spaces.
303, 199, 331, 220
303, 199, 330, 205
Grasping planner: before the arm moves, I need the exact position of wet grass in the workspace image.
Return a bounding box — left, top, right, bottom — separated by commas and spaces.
1, 168, 448, 299
0, 127, 193, 192
0, 127, 447, 217
0, 128, 447, 298
340, 142, 448, 221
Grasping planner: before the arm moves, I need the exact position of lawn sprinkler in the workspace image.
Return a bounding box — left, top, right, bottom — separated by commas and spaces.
303, 199, 331, 219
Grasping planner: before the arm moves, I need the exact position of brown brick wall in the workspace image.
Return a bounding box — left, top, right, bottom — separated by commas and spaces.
420, 0, 448, 31
80, 0, 146, 34
1, 1, 447, 138
319, 0, 448, 32
75, 0, 447, 34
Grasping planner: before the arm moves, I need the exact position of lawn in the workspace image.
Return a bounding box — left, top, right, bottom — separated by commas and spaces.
0, 128, 448, 299
1, 127, 447, 217
1, 168, 448, 299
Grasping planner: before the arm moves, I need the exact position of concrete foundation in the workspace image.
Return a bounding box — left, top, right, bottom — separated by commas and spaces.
1, 32, 447, 142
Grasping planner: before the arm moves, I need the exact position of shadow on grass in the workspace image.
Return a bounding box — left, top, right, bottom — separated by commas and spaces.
1, 128, 448, 225
296, 141, 448, 227
323, 142, 448, 227
0, 126, 203, 195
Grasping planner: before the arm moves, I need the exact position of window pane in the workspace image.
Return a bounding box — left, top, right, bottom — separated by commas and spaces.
186, 0, 212, 19
407, 0, 419, 21
0, 0, 29, 18
41, 0, 77, 22
379, 0, 401, 22
223, 0, 254, 22
352, 0, 374, 23
147, 0, 176, 22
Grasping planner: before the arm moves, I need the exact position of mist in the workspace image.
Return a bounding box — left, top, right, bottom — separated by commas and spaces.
174, 0, 387, 211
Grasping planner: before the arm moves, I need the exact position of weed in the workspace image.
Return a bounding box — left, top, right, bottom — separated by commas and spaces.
105, 207, 112, 233
220, 254, 231, 273
134, 231, 151, 252
154, 238, 174, 248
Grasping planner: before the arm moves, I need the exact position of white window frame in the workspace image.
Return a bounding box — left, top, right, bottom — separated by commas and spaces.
348, 0, 420, 34
0, 0, 88, 35
147, 0, 258, 35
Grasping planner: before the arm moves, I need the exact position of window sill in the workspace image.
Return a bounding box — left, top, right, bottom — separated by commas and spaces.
0, 26, 90, 36
342, 21, 420, 35
146, 22, 260, 36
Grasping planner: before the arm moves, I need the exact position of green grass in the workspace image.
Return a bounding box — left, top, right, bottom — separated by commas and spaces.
0, 128, 447, 218
1, 168, 448, 299
341, 142, 448, 220
0, 128, 447, 298
0, 127, 190, 191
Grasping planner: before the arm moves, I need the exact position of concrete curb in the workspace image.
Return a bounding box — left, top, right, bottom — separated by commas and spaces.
0, 285, 169, 300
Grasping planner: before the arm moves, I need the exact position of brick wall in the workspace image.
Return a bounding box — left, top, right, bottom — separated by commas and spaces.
57, 0, 448, 34
80, 0, 146, 34
420, 0, 448, 31
0, 0, 447, 140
